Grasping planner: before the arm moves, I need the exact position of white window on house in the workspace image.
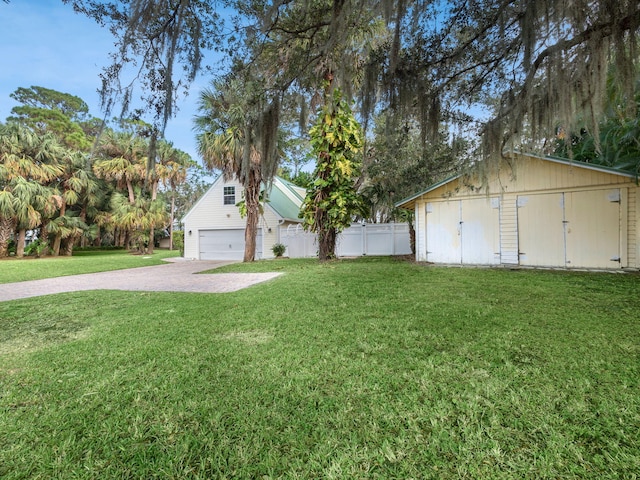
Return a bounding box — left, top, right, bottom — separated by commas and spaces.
223, 186, 235, 205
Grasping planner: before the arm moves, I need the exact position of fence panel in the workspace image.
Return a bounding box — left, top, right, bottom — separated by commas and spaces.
336, 225, 365, 256
281, 223, 411, 258
281, 224, 317, 258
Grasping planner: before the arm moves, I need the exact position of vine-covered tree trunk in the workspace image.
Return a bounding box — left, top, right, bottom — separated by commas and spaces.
315, 154, 337, 261
243, 170, 262, 262
301, 88, 364, 261
318, 225, 337, 261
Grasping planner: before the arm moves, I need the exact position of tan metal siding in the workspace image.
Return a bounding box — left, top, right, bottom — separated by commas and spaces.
501, 156, 632, 193
427, 157, 634, 200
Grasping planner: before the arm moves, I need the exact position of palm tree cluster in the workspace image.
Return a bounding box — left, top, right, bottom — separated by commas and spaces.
0, 92, 193, 259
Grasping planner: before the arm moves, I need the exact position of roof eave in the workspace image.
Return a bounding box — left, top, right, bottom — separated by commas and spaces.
395, 173, 462, 209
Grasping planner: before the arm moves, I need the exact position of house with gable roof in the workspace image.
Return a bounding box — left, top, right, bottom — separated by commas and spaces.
182, 175, 306, 260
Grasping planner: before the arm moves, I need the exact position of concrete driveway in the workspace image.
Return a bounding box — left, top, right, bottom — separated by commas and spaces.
0, 258, 283, 302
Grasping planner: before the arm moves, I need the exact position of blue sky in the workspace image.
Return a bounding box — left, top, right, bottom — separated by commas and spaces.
1, 0, 206, 162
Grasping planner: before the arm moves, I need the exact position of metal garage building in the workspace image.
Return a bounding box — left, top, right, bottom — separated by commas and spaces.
397, 153, 639, 270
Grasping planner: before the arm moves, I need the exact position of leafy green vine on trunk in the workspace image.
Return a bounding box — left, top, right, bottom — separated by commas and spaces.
301, 88, 366, 260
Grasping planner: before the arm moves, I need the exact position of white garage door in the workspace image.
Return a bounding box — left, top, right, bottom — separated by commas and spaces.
517, 190, 620, 268
199, 229, 262, 260
425, 198, 500, 264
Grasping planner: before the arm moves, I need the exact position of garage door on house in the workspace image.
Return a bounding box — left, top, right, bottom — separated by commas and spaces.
199, 229, 263, 260
517, 189, 621, 268
426, 198, 500, 264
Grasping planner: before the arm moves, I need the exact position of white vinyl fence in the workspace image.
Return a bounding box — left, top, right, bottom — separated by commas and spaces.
280, 223, 412, 258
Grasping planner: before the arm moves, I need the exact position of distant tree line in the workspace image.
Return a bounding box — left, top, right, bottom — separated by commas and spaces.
0, 86, 199, 258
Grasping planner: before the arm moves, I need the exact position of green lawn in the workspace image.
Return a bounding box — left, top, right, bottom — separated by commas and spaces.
1, 256, 639, 479
0, 249, 181, 283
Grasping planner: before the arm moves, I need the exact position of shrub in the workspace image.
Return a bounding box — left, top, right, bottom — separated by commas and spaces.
25, 239, 47, 257
271, 242, 286, 257
173, 231, 185, 256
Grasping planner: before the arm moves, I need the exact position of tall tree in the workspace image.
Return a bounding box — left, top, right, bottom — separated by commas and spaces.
362, 0, 640, 162
156, 140, 191, 250
63, 0, 225, 176
194, 74, 280, 262
362, 113, 469, 223
301, 88, 365, 260
8, 86, 92, 150
93, 129, 148, 248
49, 151, 98, 256
67, 0, 639, 190
554, 65, 640, 175
0, 123, 65, 257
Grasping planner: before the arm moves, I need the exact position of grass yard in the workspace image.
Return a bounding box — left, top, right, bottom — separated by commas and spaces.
0, 249, 181, 284
1, 256, 639, 478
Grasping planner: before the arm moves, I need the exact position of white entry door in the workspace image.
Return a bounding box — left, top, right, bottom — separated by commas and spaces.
460, 198, 501, 264
426, 200, 461, 263
517, 193, 566, 267
564, 190, 621, 268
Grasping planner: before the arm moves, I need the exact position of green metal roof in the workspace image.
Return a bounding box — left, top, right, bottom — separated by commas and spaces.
264, 177, 305, 221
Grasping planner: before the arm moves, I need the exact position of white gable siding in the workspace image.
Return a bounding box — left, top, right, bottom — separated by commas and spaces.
183, 178, 246, 259
183, 176, 289, 259
260, 206, 285, 259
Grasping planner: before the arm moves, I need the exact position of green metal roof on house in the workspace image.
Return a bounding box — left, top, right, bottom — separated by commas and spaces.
275, 176, 307, 202
395, 152, 638, 209
265, 178, 305, 221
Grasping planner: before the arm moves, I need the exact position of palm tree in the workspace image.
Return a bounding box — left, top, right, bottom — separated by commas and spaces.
0, 123, 65, 257
94, 130, 147, 204
194, 77, 280, 262
11, 178, 52, 257
156, 140, 191, 250
94, 130, 148, 249
46, 151, 99, 256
